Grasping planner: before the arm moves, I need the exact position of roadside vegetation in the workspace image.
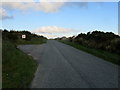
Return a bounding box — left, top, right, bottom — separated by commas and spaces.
56, 31, 120, 65
2, 29, 47, 45
2, 29, 47, 88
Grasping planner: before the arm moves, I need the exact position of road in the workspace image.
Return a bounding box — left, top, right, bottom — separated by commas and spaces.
18, 40, 119, 88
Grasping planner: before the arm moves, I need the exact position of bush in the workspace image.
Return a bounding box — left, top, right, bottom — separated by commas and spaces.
72, 30, 120, 54
7, 33, 18, 41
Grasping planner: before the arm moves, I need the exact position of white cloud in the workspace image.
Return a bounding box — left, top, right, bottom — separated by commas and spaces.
0, 0, 119, 2
0, 1, 113, 20
36, 1, 66, 13
38, 33, 74, 39
38, 33, 58, 39
0, 8, 13, 20
32, 26, 77, 38
33, 26, 73, 34
1, 1, 107, 20
1, 1, 103, 19
1, 0, 35, 2
2, 1, 66, 13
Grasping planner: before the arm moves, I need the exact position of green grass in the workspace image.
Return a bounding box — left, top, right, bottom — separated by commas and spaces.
2, 40, 38, 88
59, 40, 120, 65
16, 39, 47, 45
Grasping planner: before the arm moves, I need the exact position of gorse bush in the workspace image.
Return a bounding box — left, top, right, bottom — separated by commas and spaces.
57, 30, 120, 54
2, 29, 47, 43
75, 31, 120, 54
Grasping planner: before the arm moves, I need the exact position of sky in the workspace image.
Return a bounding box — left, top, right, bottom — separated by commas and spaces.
0, 1, 118, 38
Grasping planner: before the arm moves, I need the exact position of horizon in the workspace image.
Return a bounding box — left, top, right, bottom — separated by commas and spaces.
0, 1, 118, 39
1, 29, 120, 39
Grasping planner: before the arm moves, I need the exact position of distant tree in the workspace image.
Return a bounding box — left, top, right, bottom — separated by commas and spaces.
3, 29, 9, 32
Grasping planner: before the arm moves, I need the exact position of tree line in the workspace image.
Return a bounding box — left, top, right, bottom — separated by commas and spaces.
1, 29, 47, 42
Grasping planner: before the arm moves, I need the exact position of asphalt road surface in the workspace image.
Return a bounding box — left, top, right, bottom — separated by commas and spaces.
18, 40, 119, 88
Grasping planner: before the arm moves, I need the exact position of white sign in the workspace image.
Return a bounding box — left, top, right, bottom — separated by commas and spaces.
22, 35, 26, 39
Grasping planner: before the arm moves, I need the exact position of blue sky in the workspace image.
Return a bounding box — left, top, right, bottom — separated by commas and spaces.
1, 2, 118, 38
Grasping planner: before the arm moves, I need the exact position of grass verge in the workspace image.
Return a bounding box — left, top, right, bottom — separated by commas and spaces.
2, 40, 38, 88
59, 40, 120, 65
16, 39, 47, 45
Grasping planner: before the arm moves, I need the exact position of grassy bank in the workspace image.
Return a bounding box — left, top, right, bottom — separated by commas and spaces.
2, 40, 39, 88
2, 30, 48, 88
59, 40, 120, 65
16, 39, 47, 45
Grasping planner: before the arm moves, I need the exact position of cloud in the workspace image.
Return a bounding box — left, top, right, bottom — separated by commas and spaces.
66, 2, 88, 8
33, 26, 73, 34
1, 0, 68, 2
2, 1, 66, 13
38, 33, 58, 39
32, 26, 77, 38
1, 1, 106, 20
39, 33, 74, 39
36, 1, 66, 13
1, 0, 119, 2
1, 1, 89, 13
1, 1, 88, 20
0, 8, 13, 20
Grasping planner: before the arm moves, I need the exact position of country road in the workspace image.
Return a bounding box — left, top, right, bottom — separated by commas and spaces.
18, 40, 119, 88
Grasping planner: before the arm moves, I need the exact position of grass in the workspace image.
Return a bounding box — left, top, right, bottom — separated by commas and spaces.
2, 40, 39, 88
16, 38, 47, 45
59, 40, 120, 65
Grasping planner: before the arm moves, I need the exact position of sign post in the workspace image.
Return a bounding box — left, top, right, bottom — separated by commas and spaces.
22, 35, 26, 39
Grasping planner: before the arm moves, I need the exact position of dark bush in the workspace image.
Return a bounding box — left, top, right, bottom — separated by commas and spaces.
8, 33, 18, 41
72, 30, 120, 54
